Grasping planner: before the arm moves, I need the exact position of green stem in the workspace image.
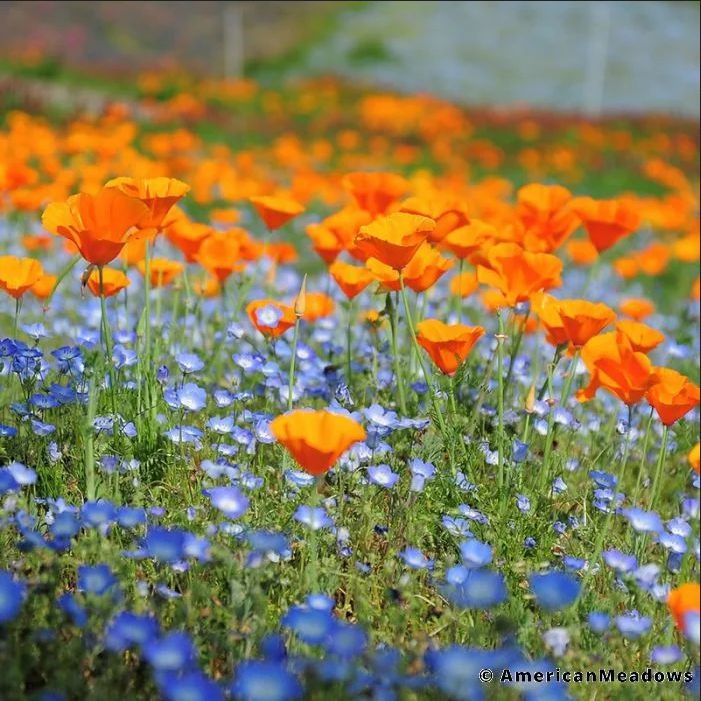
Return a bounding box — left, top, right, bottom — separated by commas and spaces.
632, 408, 654, 505
287, 316, 301, 411
649, 424, 669, 511
399, 274, 447, 434
387, 293, 407, 415
504, 311, 529, 390
584, 405, 634, 587
98, 266, 118, 417
346, 298, 353, 387
496, 310, 506, 492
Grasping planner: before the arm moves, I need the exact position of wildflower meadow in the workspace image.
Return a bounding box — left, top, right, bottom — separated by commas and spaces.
0, 43, 699, 701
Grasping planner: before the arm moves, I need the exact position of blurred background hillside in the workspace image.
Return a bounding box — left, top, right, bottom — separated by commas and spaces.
0, 0, 698, 117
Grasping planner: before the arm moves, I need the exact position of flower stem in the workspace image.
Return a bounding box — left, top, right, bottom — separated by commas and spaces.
649, 424, 669, 512
387, 292, 407, 415
399, 275, 447, 434
98, 266, 118, 417
287, 316, 301, 411
346, 298, 353, 387
632, 408, 654, 505
496, 310, 506, 492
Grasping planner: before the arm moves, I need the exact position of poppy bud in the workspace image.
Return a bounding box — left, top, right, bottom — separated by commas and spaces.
294, 274, 307, 317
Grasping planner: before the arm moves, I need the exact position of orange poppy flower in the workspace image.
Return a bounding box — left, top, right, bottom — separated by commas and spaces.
195, 231, 243, 282
403, 243, 454, 292
481, 288, 510, 312
615, 320, 665, 354
442, 220, 499, 261
120, 237, 148, 266
164, 217, 214, 263
556, 299, 616, 348
329, 260, 374, 300
42, 188, 149, 266
270, 408, 366, 476
477, 242, 563, 307
301, 292, 335, 321
306, 223, 345, 265
30, 274, 57, 301
106, 176, 190, 231
249, 195, 305, 230
646, 367, 700, 426
612, 257, 639, 279
365, 257, 401, 292
86, 267, 131, 298
692, 277, 700, 301
262, 242, 298, 264
450, 270, 479, 299
577, 330, 653, 406
416, 319, 485, 376
0, 256, 44, 299
323, 206, 373, 256
191, 275, 221, 298
530, 291, 568, 347
22, 234, 54, 253
566, 239, 598, 266
619, 297, 655, 321
137, 258, 184, 288
355, 212, 435, 270
343, 171, 409, 216
516, 183, 580, 252
569, 197, 640, 252
667, 583, 700, 634
246, 299, 296, 338
689, 443, 700, 474
636, 243, 670, 276
399, 195, 469, 242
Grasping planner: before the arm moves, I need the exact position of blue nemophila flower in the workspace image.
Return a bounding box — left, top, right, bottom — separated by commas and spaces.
524, 536, 537, 549
442, 516, 473, 539
512, 439, 529, 463
563, 556, 586, 572
30, 393, 59, 410
651, 645, 682, 665
633, 563, 660, 591
0, 424, 17, 438
425, 645, 493, 701
6, 462, 37, 486
399, 547, 433, 570
49, 511, 81, 540
615, 611, 651, 639
77, 564, 118, 597
164, 425, 203, 447
105, 611, 160, 651
587, 611, 610, 633
31, 419, 56, 437
603, 549, 637, 574
142, 528, 187, 563
234, 353, 265, 373
0, 469, 19, 494
159, 670, 224, 701
175, 352, 205, 375
81, 500, 116, 529
441, 569, 508, 609
282, 604, 334, 645
116, 506, 147, 529
165, 383, 207, 412
589, 470, 617, 489
206, 486, 249, 519
293, 506, 333, 531
658, 531, 687, 554
667, 517, 692, 538
367, 464, 400, 489
0, 570, 25, 623
458, 504, 487, 524
542, 627, 569, 657
623, 508, 663, 534
516, 495, 531, 513
57, 593, 88, 628
260, 634, 287, 661
231, 660, 302, 701
409, 458, 435, 492
143, 631, 196, 672
324, 620, 368, 658
529, 572, 580, 611
256, 304, 283, 329
459, 540, 493, 568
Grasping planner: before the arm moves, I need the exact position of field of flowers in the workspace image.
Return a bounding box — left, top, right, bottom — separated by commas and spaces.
0, 70, 699, 700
